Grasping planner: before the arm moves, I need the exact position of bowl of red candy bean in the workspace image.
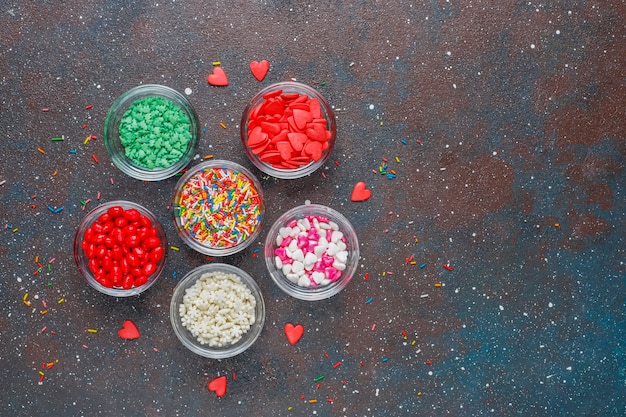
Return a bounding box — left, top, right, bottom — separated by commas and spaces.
104, 84, 200, 181
74, 201, 167, 297
240, 82, 336, 179
171, 160, 265, 256
170, 263, 265, 359
264, 203, 359, 301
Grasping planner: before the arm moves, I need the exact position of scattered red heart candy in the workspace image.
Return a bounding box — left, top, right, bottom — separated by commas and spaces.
118, 320, 141, 340
350, 181, 372, 202
208, 375, 227, 397
207, 66, 229, 86
250, 60, 270, 81
284, 323, 304, 345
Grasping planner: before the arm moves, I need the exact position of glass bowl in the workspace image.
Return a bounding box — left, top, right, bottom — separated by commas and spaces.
264, 203, 359, 300
170, 263, 265, 359
171, 160, 265, 256
240, 82, 336, 179
104, 84, 200, 181
74, 201, 167, 297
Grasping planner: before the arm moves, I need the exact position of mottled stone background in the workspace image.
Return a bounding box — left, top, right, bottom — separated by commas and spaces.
0, 1, 624, 416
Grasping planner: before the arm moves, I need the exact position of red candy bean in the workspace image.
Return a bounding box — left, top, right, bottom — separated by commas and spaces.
81, 206, 163, 290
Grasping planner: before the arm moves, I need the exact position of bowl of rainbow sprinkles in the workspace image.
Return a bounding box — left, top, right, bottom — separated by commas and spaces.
171, 160, 265, 256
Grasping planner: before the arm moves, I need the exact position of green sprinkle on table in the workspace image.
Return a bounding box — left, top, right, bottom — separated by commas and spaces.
119, 96, 192, 169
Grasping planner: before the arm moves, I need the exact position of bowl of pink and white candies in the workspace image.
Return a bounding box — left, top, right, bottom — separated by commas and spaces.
264, 203, 359, 300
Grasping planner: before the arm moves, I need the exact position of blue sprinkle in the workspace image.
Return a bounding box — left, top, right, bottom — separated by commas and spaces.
172, 271, 177, 277
366, 297, 373, 304
401, 139, 407, 144
47, 205, 55, 212
419, 263, 426, 269
203, 127, 207, 133
382, 357, 389, 362
69, 149, 77, 154
53, 207, 64, 213
387, 173, 396, 179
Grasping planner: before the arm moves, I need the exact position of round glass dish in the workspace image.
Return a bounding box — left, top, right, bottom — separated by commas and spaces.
170, 263, 265, 359
171, 160, 265, 256
74, 200, 167, 297
104, 84, 200, 181
264, 203, 359, 301
240, 82, 337, 179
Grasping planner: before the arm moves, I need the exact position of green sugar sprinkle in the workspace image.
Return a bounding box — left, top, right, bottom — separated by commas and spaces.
119, 96, 192, 170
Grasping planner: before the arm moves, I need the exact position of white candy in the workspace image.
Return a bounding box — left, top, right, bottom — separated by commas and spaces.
275, 256, 283, 269
326, 242, 339, 256
312, 271, 325, 284
291, 261, 304, 273
279, 227, 292, 238
314, 245, 326, 257
282, 263, 292, 275
333, 261, 346, 271
336, 250, 348, 263
298, 276, 311, 287
179, 271, 256, 347
304, 252, 318, 266
329, 221, 339, 230
286, 273, 299, 283
331, 230, 344, 243
292, 248, 304, 262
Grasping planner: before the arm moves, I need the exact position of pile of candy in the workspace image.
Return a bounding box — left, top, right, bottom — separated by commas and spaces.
80, 205, 164, 289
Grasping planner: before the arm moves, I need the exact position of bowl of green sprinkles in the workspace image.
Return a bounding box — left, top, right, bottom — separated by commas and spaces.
104, 84, 200, 181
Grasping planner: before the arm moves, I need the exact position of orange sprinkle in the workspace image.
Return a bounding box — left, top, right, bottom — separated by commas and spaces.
37, 147, 46, 154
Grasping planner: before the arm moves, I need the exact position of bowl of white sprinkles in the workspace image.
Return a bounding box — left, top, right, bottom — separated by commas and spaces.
170, 263, 265, 358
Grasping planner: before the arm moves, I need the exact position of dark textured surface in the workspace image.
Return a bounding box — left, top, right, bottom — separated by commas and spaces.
1, 1, 624, 416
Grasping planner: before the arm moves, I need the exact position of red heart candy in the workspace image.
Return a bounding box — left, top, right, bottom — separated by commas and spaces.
303, 140, 323, 161
350, 181, 372, 202
276, 141, 294, 161
207, 66, 229, 86
118, 320, 140, 340
250, 60, 270, 81
287, 132, 308, 152
284, 323, 304, 345
292, 109, 312, 130
207, 375, 227, 397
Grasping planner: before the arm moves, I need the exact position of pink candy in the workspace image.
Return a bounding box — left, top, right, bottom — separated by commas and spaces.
274, 215, 349, 288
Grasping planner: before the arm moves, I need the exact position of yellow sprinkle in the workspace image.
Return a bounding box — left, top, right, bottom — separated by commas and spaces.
87, 329, 98, 333
39, 371, 45, 376
409, 261, 417, 265
219, 122, 227, 129
382, 271, 386, 277
308, 399, 318, 403
411, 340, 416, 345
212, 61, 221, 66
23, 293, 28, 301
12, 228, 18, 233
84, 136, 90, 145
417, 391, 422, 396
287, 406, 293, 411
57, 298, 65, 304
170, 246, 180, 251
379, 121, 384, 126
395, 156, 400, 163
37, 147, 45, 154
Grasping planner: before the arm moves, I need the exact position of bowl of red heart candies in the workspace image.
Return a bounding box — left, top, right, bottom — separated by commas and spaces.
241, 82, 337, 179
264, 203, 360, 301
74, 201, 167, 296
